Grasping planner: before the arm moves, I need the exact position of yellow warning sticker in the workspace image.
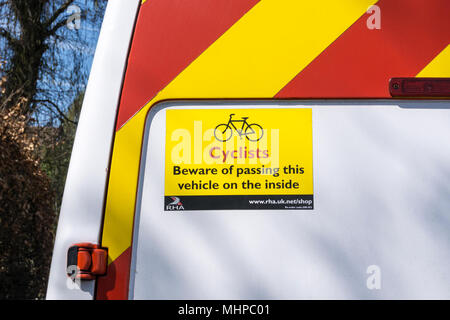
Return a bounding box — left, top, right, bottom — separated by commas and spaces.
165, 108, 314, 211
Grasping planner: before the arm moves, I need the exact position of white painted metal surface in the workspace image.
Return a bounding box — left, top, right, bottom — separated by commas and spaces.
46, 0, 140, 300
132, 101, 450, 299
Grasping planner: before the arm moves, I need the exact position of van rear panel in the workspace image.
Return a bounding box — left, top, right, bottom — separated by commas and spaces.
48, 0, 450, 300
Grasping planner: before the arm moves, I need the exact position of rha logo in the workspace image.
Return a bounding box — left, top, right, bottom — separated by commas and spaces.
166, 197, 184, 211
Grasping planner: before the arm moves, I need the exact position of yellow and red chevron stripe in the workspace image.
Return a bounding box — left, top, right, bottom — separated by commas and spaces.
97, 0, 450, 299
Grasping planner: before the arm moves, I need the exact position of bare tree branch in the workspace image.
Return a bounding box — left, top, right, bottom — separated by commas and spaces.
44, 0, 75, 33
35, 99, 78, 125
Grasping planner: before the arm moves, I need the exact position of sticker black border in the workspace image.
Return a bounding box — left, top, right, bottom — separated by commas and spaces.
165, 195, 314, 211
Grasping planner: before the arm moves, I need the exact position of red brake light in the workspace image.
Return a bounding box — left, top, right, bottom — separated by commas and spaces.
390, 78, 450, 98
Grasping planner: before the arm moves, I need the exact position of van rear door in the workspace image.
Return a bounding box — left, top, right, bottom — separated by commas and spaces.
48, 0, 450, 300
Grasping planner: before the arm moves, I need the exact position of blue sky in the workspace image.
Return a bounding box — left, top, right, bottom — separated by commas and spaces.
37, 0, 107, 126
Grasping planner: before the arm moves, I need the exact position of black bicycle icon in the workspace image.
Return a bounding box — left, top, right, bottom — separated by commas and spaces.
214, 114, 264, 142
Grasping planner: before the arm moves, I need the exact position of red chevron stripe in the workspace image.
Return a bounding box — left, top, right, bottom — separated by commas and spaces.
276, 0, 450, 98
96, 247, 131, 300
115, 0, 260, 130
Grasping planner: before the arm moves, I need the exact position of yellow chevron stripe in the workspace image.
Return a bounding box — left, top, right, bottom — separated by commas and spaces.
102, 0, 376, 262
417, 44, 450, 77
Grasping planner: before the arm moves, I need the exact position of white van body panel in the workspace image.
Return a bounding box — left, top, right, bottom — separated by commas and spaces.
46, 0, 140, 300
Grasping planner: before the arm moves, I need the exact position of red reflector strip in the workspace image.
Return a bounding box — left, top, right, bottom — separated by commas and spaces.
390, 78, 450, 97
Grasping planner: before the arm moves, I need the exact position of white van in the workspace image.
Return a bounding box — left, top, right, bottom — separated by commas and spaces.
47, 0, 450, 300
